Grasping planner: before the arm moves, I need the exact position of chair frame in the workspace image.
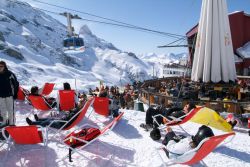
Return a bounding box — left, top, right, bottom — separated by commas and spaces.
59, 112, 124, 162
28, 95, 56, 112
1, 125, 48, 150
48, 97, 95, 138
157, 132, 235, 166
152, 107, 202, 133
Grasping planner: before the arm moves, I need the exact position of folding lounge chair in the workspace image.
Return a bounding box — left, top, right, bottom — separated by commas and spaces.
152, 107, 202, 133
40, 83, 55, 96
28, 95, 55, 112
2, 125, 48, 149
62, 112, 124, 162
17, 86, 29, 101
92, 97, 110, 116
48, 97, 95, 137
158, 132, 235, 166
58, 90, 76, 111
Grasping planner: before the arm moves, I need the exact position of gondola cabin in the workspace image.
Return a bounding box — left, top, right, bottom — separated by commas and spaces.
63, 37, 85, 51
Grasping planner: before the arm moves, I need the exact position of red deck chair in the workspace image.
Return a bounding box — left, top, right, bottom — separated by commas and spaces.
48, 97, 95, 137
158, 132, 235, 166
40, 83, 55, 96
17, 87, 25, 101
28, 95, 54, 111
93, 97, 110, 116
152, 107, 202, 133
58, 90, 76, 111
2, 125, 47, 146
17, 86, 30, 101
61, 112, 124, 162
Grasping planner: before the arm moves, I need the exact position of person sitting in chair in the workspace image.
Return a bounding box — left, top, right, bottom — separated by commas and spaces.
162, 125, 214, 158
140, 102, 196, 130
29, 86, 57, 108
57, 82, 78, 110
26, 99, 86, 129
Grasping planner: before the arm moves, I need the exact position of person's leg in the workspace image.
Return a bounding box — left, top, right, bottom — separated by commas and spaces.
6, 96, 15, 125
162, 131, 177, 146
26, 118, 43, 125
112, 109, 119, 117
0, 97, 9, 125
145, 107, 155, 125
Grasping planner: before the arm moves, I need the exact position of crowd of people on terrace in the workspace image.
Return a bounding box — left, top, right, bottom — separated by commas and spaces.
155, 78, 250, 102
0, 60, 142, 128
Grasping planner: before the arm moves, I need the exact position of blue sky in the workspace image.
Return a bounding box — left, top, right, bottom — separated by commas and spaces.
23, 0, 250, 55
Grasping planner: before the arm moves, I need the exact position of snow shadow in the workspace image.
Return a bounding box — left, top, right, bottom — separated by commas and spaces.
84, 140, 136, 167
215, 146, 250, 163
86, 156, 136, 167
112, 119, 142, 139
0, 145, 58, 167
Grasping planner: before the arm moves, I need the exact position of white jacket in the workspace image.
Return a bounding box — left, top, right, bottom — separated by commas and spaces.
166, 137, 193, 159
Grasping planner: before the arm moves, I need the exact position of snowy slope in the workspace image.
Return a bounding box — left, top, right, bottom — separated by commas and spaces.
0, 102, 249, 167
0, 0, 151, 90
137, 52, 188, 77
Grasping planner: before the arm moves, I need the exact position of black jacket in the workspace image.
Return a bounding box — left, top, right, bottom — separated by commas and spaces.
0, 70, 19, 99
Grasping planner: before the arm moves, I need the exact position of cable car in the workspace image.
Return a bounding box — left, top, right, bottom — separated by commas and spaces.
60, 12, 85, 51
63, 36, 85, 51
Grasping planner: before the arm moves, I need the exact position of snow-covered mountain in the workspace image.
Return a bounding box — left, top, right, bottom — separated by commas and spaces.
138, 52, 188, 77
0, 0, 186, 91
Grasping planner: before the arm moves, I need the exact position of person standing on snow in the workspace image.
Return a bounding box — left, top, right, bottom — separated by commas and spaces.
0, 61, 19, 127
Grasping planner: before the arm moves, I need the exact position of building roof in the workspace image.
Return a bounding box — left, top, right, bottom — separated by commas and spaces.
236, 41, 250, 59
186, 11, 250, 38
163, 63, 187, 68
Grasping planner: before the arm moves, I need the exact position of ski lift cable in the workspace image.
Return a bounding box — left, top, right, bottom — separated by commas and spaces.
33, 7, 184, 39
157, 37, 186, 48
158, 0, 197, 48
29, 0, 185, 39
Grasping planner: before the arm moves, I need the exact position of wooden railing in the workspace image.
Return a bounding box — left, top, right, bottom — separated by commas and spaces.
139, 88, 250, 114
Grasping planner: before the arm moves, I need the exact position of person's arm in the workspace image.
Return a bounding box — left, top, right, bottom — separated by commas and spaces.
165, 107, 182, 117
166, 137, 192, 158
9, 72, 19, 99
170, 111, 186, 120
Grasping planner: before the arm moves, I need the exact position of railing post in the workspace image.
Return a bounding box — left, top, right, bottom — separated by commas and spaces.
148, 92, 150, 106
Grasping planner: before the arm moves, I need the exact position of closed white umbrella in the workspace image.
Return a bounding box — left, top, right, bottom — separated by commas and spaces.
191, 0, 237, 83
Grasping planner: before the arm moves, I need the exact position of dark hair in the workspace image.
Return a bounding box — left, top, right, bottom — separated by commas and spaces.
63, 82, 71, 90
150, 128, 161, 140
30, 86, 39, 95
192, 125, 214, 147
0, 60, 8, 71
187, 102, 196, 111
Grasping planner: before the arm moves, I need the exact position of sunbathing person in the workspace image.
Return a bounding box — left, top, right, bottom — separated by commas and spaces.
140, 102, 196, 130
162, 125, 214, 158
26, 99, 86, 129
29, 86, 57, 108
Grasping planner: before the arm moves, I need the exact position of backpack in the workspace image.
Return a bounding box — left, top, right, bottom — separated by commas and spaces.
64, 127, 101, 148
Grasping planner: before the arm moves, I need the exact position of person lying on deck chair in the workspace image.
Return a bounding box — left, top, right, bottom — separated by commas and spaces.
140, 101, 196, 130
29, 86, 57, 108
161, 125, 214, 158
26, 98, 86, 129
